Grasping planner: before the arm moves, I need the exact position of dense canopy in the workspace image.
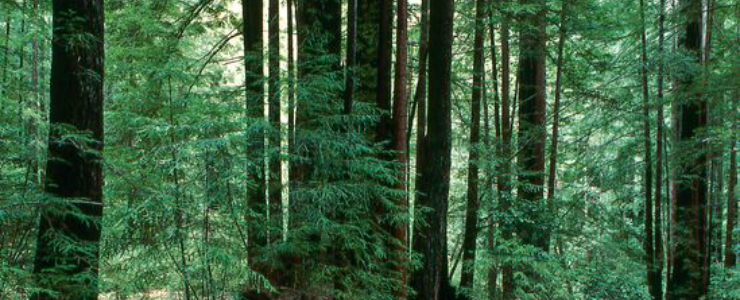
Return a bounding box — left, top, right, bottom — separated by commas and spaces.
0, 0, 738, 299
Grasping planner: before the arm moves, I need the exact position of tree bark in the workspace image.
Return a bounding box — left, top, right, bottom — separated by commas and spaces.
638, 0, 658, 298
268, 0, 282, 244
391, 1, 409, 297
345, 0, 357, 114
414, 0, 430, 207
516, 0, 548, 253
497, 0, 514, 297
666, 0, 709, 298
376, 0, 392, 145
653, 0, 666, 297
547, 0, 567, 254
409, 0, 457, 298
32, 1, 105, 299
287, 0, 297, 226
725, 77, 737, 269
486, 5, 500, 299
460, 0, 486, 291
243, 0, 266, 261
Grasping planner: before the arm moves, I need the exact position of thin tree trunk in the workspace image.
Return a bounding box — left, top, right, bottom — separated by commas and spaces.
345, 0, 357, 114
547, 0, 567, 253
721, 8, 738, 273
32, 1, 105, 299
287, 0, 296, 227
498, 0, 514, 297
638, 0, 657, 298
2, 16, 9, 86
409, 0, 456, 298
268, 0, 282, 245
391, 1, 409, 297
413, 0, 429, 204
486, 5, 500, 298
654, 0, 666, 297
725, 74, 738, 269
376, 0, 392, 145
460, 0, 486, 292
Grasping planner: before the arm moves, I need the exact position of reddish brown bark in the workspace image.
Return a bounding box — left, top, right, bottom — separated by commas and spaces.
391, 1, 409, 297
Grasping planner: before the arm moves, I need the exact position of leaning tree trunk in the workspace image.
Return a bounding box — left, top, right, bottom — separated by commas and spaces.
666, 0, 709, 298
32, 1, 105, 299
409, 0, 456, 298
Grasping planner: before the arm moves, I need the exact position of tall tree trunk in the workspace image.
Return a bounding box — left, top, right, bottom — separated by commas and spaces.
268, 0, 282, 244
391, 1, 409, 297
498, 0, 514, 297
516, 0, 548, 254
702, 0, 715, 286
376, 0, 392, 144
242, 0, 266, 261
413, 0, 429, 204
547, 0, 567, 253
2, 16, 9, 86
722, 10, 739, 272
32, 1, 105, 299
725, 77, 737, 269
409, 0, 456, 298
486, 5, 501, 298
460, 0, 486, 292
638, 0, 658, 298
287, 0, 297, 227
666, 0, 708, 298
653, 0, 666, 297
345, 0, 357, 114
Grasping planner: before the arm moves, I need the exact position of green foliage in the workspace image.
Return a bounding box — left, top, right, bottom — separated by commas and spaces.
0, 0, 738, 299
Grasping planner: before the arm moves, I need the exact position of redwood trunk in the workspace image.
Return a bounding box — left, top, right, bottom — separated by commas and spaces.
498, 0, 514, 297
391, 1, 409, 296
638, 0, 657, 297
243, 0, 266, 259
516, 0, 548, 253
666, 0, 708, 298
268, 0, 282, 243
32, 1, 105, 299
409, 0, 456, 298
653, 0, 666, 296
460, 0, 486, 291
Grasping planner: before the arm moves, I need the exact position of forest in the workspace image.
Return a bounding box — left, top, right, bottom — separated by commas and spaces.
0, 0, 738, 299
